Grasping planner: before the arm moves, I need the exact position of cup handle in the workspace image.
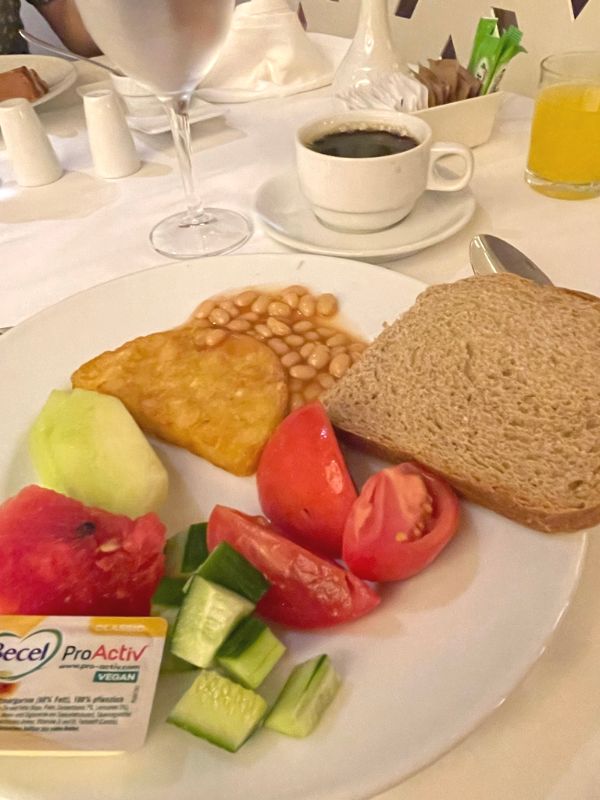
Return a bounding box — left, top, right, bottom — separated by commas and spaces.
426, 142, 474, 192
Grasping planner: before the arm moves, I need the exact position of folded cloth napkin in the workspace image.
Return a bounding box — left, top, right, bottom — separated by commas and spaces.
198, 0, 334, 102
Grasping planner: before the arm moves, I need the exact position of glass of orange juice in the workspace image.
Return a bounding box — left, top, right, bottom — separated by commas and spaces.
525, 51, 600, 199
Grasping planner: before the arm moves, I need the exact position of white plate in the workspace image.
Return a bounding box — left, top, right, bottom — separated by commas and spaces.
76, 80, 223, 135
0, 54, 76, 107
255, 171, 476, 261
0, 254, 586, 800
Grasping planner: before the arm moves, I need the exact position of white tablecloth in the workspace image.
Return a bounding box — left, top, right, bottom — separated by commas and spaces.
1, 36, 600, 800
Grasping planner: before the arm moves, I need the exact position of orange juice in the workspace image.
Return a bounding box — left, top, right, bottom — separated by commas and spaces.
527, 82, 600, 198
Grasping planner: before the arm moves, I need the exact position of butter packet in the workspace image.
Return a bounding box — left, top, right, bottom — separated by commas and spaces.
0, 615, 167, 755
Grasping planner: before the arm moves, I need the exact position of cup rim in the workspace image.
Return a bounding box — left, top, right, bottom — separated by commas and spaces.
296, 110, 431, 161
540, 50, 600, 80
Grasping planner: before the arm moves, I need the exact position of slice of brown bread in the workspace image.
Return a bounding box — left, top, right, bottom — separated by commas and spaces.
323, 274, 600, 532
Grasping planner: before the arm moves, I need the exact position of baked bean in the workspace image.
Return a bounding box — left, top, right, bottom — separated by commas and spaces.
293, 320, 313, 333
329, 353, 351, 378
316, 293, 338, 317
254, 323, 272, 339
282, 291, 300, 309
193, 318, 211, 329
304, 331, 319, 341
348, 342, 367, 353
234, 290, 258, 308
289, 364, 317, 380
209, 307, 231, 326
195, 299, 216, 318
307, 344, 330, 370
317, 326, 334, 338
330, 345, 347, 356
284, 334, 304, 348
267, 317, 292, 336
303, 382, 322, 402
289, 378, 304, 392
227, 318, 251, 332
351, 350, 363, 363
239, 311, 259, 322
281, 351, 302, 368
251, 295, 271, 314
326, 333, 347, 348
290, 392, 304, 411
193, 328, 211, 347
317, 372, 336, 389
283, 285, 307, 296
268, 301, 291, 318
220, 300, 239, 318
205, 328, 228, 347
300, 342, 315, 359
298, 294, 316, 317
267, 338, 290, 355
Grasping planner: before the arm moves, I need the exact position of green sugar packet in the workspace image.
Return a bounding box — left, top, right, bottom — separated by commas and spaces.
467, 17, 498, 76
484, 25, 525, 94
467, 16, 525, 95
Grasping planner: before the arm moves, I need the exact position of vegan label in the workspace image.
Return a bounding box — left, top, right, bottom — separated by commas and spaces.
0, 615, 166, 754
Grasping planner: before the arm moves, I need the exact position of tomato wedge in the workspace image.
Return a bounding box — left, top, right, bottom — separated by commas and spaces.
207, 505, 380, 629
256, 402, 357, 558
343, 463, 460, 581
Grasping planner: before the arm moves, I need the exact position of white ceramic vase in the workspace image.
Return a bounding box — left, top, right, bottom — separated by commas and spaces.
333, 0, 400, 96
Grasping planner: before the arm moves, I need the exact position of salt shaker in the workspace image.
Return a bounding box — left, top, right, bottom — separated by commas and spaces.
82, 89, 140, 179
0, 99, 62, 187
333, 0, 401, 96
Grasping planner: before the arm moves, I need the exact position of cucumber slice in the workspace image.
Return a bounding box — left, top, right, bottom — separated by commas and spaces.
181, 522, 209, 574
171, 576, 255, 668
152, 605, 195, 674
164, 530, 188, 577
195, 542, 269, 603
168, 670, 267, 752
165, 523, 208, 577
152, 576, 186, 607
217, 618, 286, 689
264, 654, 341, 738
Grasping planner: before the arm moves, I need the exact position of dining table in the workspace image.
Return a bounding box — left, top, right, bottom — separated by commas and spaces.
1, 32, 600, 800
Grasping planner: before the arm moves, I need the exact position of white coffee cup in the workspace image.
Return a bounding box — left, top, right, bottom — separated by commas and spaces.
295, 110, 474, 232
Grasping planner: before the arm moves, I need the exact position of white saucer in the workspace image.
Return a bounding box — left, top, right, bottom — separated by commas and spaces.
255, 170, 476, 261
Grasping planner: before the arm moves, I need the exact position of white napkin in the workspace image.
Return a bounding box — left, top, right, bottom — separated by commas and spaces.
199, 0, 334, 103
337, 71, 429, 113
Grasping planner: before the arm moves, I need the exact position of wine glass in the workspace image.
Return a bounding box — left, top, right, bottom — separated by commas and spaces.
75, 0, 251, 258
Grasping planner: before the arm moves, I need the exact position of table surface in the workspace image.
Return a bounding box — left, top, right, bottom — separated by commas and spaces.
1, 39, 600, 800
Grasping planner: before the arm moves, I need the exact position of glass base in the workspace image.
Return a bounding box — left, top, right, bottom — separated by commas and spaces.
524, 169, 600, 200
150, 208, 252, 259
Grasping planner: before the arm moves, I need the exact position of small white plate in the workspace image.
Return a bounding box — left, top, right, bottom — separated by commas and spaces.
77, 81, 223, 135
255, 171, 476, 261
0, 54, 76, 107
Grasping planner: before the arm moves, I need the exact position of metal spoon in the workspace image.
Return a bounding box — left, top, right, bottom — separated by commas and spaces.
18, 30, 125, 76
469, 234, 554, 286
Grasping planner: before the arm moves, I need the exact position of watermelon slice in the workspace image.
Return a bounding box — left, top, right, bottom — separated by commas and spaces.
0, 486, 166, 616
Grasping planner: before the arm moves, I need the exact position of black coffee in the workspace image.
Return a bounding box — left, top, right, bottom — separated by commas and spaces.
307, 129, 419, 158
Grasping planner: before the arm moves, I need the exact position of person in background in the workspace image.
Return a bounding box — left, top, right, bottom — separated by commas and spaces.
0, 0, 99, 56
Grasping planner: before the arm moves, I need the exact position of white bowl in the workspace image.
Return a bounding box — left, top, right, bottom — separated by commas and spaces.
413, 91, 505, 148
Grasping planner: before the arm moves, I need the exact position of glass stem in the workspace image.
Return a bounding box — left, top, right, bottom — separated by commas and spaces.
160, 93, 213, 226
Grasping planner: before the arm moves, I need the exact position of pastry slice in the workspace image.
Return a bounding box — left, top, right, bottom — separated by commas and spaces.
0, 67, 49, 102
